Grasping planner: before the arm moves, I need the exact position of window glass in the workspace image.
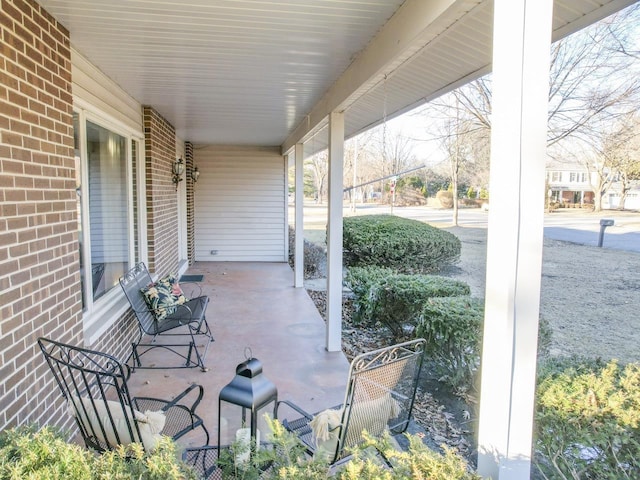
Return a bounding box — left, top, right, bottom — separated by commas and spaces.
86, 120, 130, 301
73, 113, 87, 310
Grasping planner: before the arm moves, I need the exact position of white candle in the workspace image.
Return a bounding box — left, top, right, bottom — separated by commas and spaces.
235, 427, 260, 466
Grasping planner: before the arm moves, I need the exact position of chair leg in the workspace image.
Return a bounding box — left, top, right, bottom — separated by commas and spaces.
131, 342, 142, 371
189, 323, 212, 372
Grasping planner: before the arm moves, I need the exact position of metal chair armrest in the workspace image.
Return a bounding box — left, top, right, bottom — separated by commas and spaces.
276, 399, 314, 421
180, 281, 203, 298
165, 383, 205, 413
171, 302, 195, 317
169, 297, 208, 322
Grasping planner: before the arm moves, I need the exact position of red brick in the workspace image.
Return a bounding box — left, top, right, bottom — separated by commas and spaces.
14, 176, 34, 189
7, 90, 29, 108
2, 2, 23, 24
2, 132, 22, 147
3, 30, 25, 53
0, 100, 21, 118
9, 118, 30, 134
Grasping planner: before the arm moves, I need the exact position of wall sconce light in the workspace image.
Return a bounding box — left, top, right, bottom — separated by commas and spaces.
191, 165, 200, 183
172, 157, 184, 190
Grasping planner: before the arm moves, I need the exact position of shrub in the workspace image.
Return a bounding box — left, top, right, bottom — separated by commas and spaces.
370, 274, 470, 339
466, 186, 477, 199
288, 226, 326, 279
0, 425, 198, 479
342, 215, 461, 274
416, 296, 484, 394
217, 418, 479, 479
344, 266, 397, 324
415, 299, 554, 395
436, 190, 453, 208
340, 433, 481, 480
534, 357, 640, 480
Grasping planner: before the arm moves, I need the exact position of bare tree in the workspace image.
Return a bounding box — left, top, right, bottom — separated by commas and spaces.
344, 129, 377, 208
595, 113, 640, 210
452, 4, 640, 149
583, 153, 616, 212
426, 4, 640, 209
306, 150, 328, 204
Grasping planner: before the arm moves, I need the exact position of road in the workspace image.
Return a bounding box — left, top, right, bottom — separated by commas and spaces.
294, 203, 640, 253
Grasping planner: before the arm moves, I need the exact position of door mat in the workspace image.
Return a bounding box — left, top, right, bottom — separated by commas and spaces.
179, 274, 204, 282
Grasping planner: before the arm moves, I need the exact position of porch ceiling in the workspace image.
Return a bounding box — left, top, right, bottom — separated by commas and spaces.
38, 0, 636, 150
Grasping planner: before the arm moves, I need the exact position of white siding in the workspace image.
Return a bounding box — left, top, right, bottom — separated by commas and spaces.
194, 146, 286, 262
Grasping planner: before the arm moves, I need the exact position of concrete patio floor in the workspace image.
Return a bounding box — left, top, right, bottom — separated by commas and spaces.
126, 261, 350, 449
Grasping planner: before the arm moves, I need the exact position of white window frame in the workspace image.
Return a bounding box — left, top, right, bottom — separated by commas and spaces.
74, 99, 147, 344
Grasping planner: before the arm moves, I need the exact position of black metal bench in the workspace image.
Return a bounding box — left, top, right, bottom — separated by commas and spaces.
119, 262, 214, 371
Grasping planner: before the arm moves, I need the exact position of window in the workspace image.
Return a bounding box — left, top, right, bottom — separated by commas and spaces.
74, 111, 144, 316
569, 172, 577, 182
551, 171, 561, 182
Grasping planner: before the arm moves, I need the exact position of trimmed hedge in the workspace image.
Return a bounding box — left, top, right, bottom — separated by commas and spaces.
342, 215, 461, 273
288, 226, 326, 279
344, 267, 470, 337
375, 275, 470, 338
344, 266, 397, 324
416, 296, 484, 394
534, 357, 640, 479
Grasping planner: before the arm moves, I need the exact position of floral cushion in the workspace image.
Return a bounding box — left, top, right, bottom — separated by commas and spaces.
141, 274, 188, 320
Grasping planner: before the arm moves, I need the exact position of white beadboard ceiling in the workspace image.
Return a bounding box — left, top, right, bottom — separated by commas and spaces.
37, 0, 637, 150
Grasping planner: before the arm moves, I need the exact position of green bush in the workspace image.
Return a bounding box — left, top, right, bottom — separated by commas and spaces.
288, 226, 326, 279
372, 274, 470, 339
534, 357, 640, 480
342, 215, 461, 274
416, 296, 484, 394
415, 299, 554, 395
0, 425, 197, 479
217, 418, 479, 479
344, 266, 397, 324
339, 433, 480, 480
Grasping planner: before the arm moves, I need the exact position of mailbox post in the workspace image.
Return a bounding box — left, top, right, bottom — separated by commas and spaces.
598, 219, 614, 247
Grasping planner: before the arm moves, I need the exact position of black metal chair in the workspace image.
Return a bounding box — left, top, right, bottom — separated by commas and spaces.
119, 262, 213, 371
276, 338, 426, 465
38, 337, 210, 453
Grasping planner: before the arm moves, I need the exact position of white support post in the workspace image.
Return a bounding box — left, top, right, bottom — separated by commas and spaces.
326, 112, 344, 352
476, 0, 553, 479
294, 143, 305, 288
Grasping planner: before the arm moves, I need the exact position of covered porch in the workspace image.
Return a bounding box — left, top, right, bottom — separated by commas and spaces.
125, 261, 350, 449
1, 0, 636, 478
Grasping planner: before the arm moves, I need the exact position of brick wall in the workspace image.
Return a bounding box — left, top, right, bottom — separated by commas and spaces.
143, 106, 179, 275
185, 141, 195, 264
0, 0, 80, 431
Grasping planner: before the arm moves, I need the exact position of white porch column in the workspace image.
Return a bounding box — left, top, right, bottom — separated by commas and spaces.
476, 0, 552, 479
326, 112, 344, 352
294, 143, 305, 288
